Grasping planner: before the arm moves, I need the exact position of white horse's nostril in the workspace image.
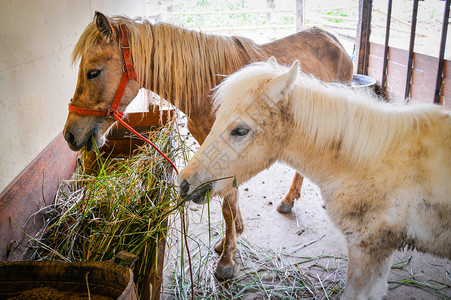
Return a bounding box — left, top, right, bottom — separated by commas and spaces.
180, 179, 190, 195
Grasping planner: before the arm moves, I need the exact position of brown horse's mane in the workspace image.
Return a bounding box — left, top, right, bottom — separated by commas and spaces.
72, 15, 262, 114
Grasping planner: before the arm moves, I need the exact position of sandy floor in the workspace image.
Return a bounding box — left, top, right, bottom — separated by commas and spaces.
164, 161, 451, 299
236, 163, 450, 299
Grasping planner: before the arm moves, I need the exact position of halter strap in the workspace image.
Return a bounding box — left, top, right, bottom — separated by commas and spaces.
68, 24, 135, 119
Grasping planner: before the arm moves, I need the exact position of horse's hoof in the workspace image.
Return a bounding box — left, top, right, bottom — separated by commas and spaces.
214, 264, 237, 281
277, 201, 293, 214
214, 240, 224, 254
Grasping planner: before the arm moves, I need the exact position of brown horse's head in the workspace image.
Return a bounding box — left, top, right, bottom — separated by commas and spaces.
63, 12, 140, 151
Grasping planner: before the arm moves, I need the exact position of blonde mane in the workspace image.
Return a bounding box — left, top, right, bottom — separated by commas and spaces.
72, 15, 262, 114
291, 75, 447, 166
214, 62, 449, 167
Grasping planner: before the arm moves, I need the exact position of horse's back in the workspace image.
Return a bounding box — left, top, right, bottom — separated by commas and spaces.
260, 28, 353, 82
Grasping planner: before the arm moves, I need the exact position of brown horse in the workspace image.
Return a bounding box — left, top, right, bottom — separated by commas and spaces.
63, 12, 352, 280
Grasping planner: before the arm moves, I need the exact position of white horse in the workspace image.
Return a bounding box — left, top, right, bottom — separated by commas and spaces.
179, 57, 451, 299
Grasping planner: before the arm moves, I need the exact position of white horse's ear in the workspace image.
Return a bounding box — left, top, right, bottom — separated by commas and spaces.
267, 56, 278, 65
95, 11, 115, 40
266, 60, 299, 102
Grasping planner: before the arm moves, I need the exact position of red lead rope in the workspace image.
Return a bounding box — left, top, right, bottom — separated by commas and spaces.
113, 111, 179, 174
68, 24, 178, 175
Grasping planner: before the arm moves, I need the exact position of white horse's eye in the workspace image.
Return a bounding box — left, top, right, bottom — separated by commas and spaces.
231, 127, 250, 137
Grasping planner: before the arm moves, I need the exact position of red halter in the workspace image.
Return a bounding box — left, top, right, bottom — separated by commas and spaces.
68, 25, 179, 174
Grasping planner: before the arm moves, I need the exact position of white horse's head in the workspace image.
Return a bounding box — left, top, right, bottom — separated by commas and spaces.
179, 58, 299, 203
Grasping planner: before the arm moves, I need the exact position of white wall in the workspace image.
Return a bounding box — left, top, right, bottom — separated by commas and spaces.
0, 0, 146, 192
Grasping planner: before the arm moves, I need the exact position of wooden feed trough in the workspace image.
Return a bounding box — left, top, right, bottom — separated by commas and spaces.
0, 251, 138, 300
0, 108, 175, 300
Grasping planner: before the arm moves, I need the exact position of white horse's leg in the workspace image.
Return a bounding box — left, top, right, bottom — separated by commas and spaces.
342, 242, 393, 300
214, 189, 242, 280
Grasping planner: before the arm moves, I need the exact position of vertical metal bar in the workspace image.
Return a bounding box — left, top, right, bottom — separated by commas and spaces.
434, 0, 450, 104
354, 0, 373, 75
404, 0, 419, 102
381, 0, 392, 97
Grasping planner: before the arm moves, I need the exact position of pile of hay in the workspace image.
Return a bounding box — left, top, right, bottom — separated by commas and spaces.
31, 120, 186, 297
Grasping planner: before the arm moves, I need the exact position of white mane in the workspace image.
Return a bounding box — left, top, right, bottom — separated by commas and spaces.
213, 61, 281, 112
214, 61, 448, 167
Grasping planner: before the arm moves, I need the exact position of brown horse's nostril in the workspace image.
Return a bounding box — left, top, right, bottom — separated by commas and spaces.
180, 179, 190, 196
64, 132, 75, 144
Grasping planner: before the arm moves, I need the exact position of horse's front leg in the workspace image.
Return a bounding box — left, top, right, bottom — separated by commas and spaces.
214, 189, 243, 280
278, 172, 304, 213
342, 240, 393, 300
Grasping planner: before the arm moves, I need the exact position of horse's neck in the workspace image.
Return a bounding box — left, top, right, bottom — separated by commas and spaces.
281, 127, 341, 188
281, 80, 431, 186
281, 83, 367, 184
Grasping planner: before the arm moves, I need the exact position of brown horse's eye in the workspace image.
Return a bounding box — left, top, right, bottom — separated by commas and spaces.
87, 69, 103, 80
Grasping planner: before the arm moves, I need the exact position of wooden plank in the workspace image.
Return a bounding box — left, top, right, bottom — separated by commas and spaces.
440, 95, 450, 107
0, 133, 78, 261
368, 42, 384, 85
369, 42, 451, 104
354, 0, 373, 74
82, 110, 175, 174
444, 59, 451, 78
410, 84, 435, 104
369, 42, 384, 57
411, 68, 436, 89
387, 60, 407, 80
101, 110, 175, 156
368, 53, 384, 84
413, 52, 438, 74
388, 46, 408, 65
386, 74, 407, 99
386, 60, 408, 99
441, 77, 451, 97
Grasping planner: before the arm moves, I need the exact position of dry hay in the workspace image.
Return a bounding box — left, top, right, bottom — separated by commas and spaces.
27, 119, 188, 298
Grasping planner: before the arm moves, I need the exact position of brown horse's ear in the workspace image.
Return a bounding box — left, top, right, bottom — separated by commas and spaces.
95, 11, 114, 40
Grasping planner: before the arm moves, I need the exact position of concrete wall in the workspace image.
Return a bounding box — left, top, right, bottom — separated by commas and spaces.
0, 0, 146, 192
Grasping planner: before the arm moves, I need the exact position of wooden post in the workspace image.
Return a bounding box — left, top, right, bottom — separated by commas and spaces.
354, 0, 373, 74
296, 0, 304, 31
267, 0, 274, 23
